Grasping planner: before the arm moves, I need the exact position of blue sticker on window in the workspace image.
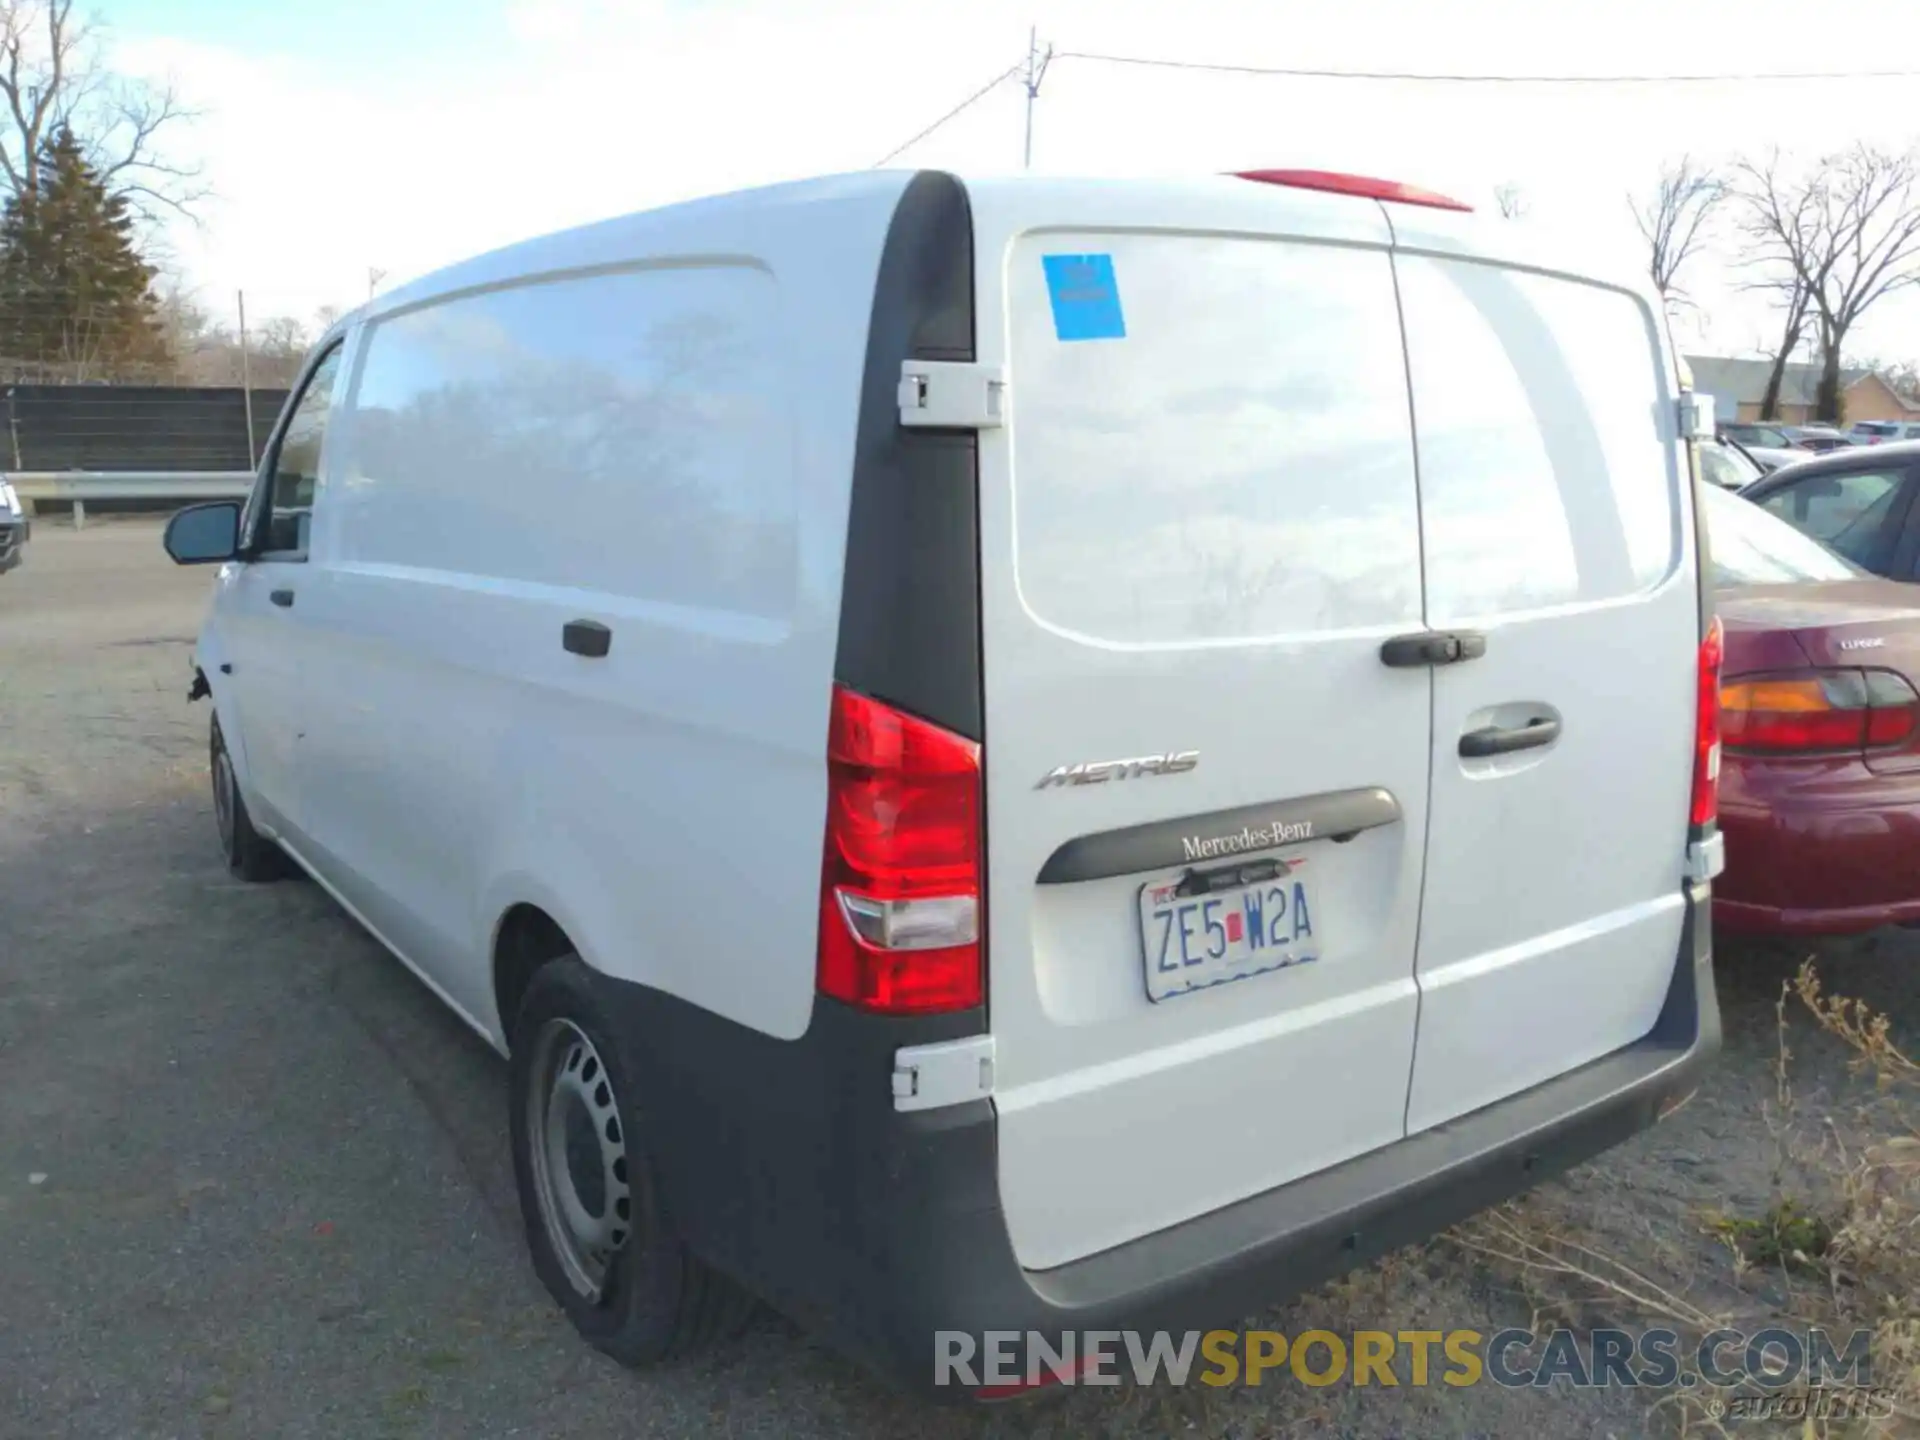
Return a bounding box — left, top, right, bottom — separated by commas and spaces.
1043, 253, 1126, 342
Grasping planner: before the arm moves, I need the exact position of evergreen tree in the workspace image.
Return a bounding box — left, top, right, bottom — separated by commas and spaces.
0, 125, 164, 375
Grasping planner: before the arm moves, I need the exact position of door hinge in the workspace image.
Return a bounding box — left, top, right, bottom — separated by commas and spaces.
1677, 392, 1718, 441
898, 360, 1007, 430
891, 1034, 995, 1112
1685, 830, 1725, 884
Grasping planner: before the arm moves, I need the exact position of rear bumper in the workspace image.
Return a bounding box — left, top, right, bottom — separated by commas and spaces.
1717, 761, 1920, 935
599, 882, 1718, 1397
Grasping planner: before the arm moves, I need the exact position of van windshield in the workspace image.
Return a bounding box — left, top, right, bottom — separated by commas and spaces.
1701, 485, 1863, 587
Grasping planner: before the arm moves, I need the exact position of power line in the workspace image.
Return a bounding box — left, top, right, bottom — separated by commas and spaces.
1054, 50, 1920, 85
872, 42, 1920, 170
872, 62, 1024, 168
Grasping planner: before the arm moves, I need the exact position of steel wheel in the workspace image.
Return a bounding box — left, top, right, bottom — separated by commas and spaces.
212, 743, 236, 856
525, 1018, 632, 1304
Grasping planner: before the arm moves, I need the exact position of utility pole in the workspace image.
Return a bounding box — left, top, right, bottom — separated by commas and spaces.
237, 289, 256, 466
1021, 26, 1053, 169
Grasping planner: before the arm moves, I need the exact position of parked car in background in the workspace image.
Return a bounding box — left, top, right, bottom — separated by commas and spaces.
1739, 440, 1920, 579
1785, 424, 1856, 453
1704, 483, 1920, 935
1699, 436, 1766, 490
1721, 421, 1798, 451
1849, 419, 1920, 445
1718, 422, 1805, 474
0, 478, 28, 574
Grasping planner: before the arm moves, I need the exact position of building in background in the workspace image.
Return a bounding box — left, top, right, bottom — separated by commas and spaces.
1686, 355, 1920, 426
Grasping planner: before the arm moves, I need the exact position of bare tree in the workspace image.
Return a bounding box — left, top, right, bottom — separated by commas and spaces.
1493, 182, 1527, 221
1757, 280, 1811, 421
1629, 156, 1725, 307
1731, 151, 1817, 419
1736, 144, 1920, 423
254, 314, 307, 358
1874, 358, 1920, 405
0, 0, 202, 223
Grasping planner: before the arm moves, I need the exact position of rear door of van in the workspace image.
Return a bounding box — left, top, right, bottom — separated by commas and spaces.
1387, 239, 1699, 1133
964, 181, 1433, 1272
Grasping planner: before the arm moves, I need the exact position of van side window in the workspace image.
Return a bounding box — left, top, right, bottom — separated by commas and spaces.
1396, 259, 1678, 618
331, 266, 793, 617
257, 343, 344, 559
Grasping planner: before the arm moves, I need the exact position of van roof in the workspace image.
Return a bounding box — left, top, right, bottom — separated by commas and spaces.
364, 169, 1650, 326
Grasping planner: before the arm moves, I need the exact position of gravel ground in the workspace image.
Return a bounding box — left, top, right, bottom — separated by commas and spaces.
1, 519, 1915, 1440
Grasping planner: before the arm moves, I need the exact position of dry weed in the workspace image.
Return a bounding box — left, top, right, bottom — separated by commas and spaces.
1451, 961, 1919, 1437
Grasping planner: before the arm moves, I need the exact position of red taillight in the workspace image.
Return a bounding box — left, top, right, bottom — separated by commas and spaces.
1719, 668, 1920, 754
817, 685, 982, 1014
1692, 618, 1724, 827
1234, 169, 1473, 212
1867, 707, 1917, 745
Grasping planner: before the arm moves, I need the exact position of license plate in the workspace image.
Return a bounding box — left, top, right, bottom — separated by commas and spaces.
1138, 860, 1321, 1002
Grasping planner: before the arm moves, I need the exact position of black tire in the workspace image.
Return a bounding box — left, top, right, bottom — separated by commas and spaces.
210, 715, 290, 882
508, 957, 756, 1366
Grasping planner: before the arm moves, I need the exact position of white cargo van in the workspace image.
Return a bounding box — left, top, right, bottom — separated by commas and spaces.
163, 167, 1724, 1392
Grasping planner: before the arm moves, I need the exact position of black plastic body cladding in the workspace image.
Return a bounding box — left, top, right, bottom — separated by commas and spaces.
833, 170, 983, 738
596, 888, 1717, 1396
1038, 787, 1403, 886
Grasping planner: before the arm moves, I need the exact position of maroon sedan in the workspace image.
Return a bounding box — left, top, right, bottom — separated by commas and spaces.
1705, 484, 1920, 935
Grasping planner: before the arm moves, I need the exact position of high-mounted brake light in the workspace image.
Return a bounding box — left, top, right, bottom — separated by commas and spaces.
1720, 668, 1920, 754
817, 686, 983, 1015
1692, 618, 1724, 828
1234, 169, 1473, 212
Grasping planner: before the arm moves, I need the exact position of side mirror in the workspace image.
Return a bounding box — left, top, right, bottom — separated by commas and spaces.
163, 500, 243, 565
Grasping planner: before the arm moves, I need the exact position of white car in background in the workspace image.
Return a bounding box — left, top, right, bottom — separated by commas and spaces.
1785, 423, 1857, 453
0, 478, 28, 574
1698, 436, 1766, 489
1849, 419, 1920, 445
1717, 422, 1802, 474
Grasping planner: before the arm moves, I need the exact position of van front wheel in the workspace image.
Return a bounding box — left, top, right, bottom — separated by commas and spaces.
211, 716, 289, 882
508, 957, 755, 1365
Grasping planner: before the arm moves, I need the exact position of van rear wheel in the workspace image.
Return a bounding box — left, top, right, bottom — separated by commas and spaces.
508, 957, 756, 1365
211, 716, 290, 882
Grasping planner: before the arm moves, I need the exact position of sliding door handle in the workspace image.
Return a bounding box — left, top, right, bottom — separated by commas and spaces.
1459, 717, 1560, 758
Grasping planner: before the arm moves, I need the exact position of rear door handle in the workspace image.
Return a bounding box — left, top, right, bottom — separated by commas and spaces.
269, 588, 294, 608
1459, 717, 1560, 758
1380, 630, 1486, 668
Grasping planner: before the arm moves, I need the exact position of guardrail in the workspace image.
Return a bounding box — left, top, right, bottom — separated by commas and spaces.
6, 470, 254, 528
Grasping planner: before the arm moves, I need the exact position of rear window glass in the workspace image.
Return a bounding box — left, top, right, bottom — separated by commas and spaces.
1395, 257, 1678, 618
1753, 468, 1905, 570
1007, 233, 1420, 644
1701, 485, 1860, 586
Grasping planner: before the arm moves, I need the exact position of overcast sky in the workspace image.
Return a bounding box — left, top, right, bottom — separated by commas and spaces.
103, 0, 1920, 364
